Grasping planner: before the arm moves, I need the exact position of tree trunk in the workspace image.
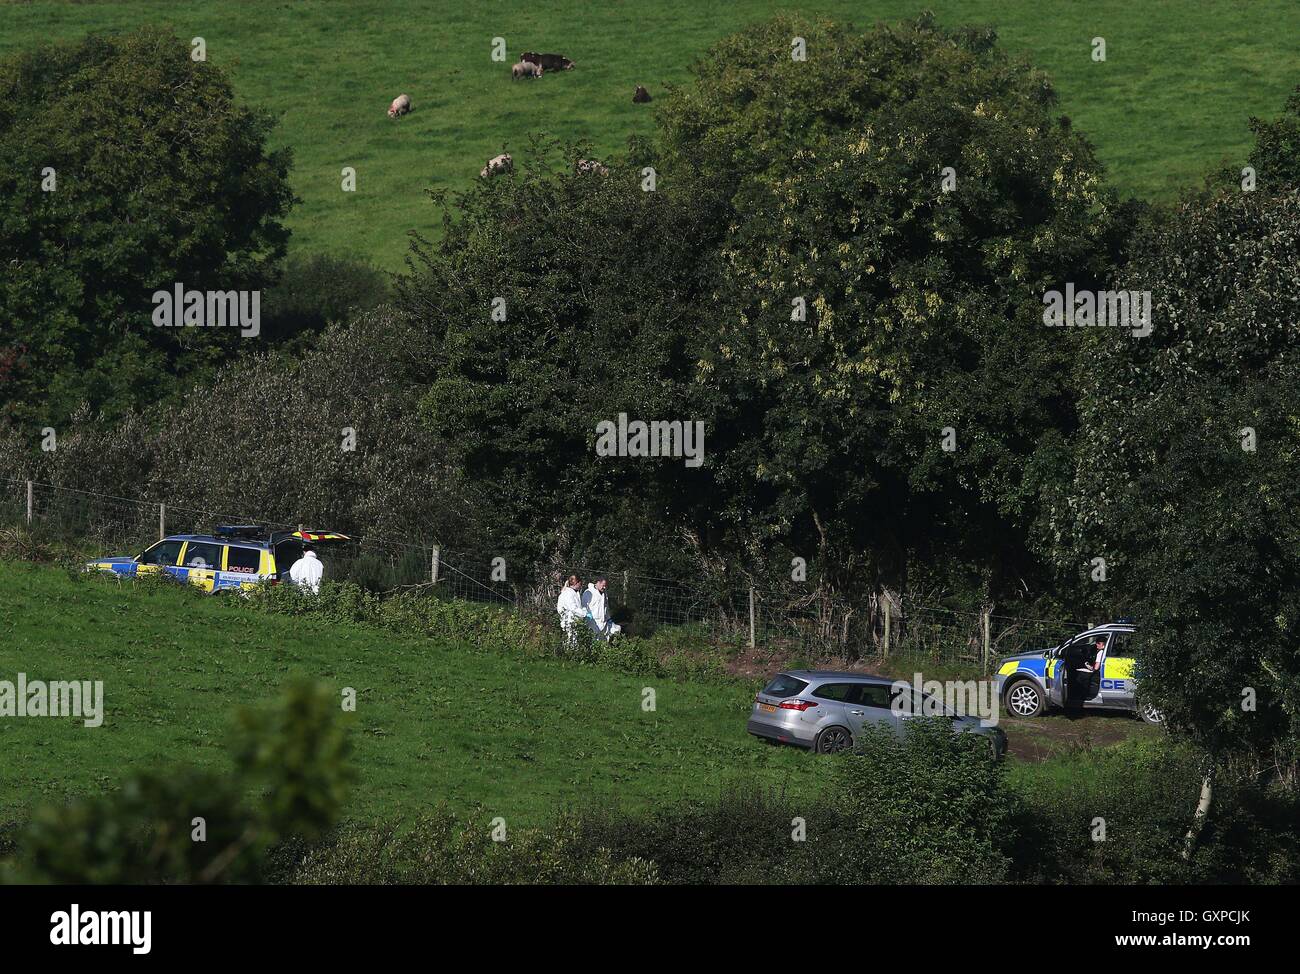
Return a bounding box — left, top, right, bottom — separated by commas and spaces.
1182, 768, 1214, 861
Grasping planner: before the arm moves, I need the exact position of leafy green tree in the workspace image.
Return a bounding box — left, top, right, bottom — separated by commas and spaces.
1058, 190, 1300, 851
398, 138, 722, 577
659, 13, 1129, 603
0, 27, 295, 428
400, 17, 1129, 603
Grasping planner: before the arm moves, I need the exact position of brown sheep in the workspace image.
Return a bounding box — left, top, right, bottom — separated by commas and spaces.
633, 85, 652, 103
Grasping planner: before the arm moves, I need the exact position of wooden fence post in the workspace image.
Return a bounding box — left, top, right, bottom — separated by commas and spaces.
26, 480, 33, 525
981, 608, 992, 673
882, 602, 891, 657
159, 503, 166, 541
430, 546, 440, 586
748, 586, 756, 649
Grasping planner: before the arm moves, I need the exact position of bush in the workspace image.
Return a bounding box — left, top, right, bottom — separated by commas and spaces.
824, 719, 1017, 883
1, 681, 351, 884
282, 810, 656, 885
1011, 739, 1300, 884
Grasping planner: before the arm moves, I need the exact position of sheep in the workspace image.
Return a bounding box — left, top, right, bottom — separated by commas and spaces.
521, 52, 574, 72
511, 61, 543, 80
576, 159, 609, 176
632, 85, 652, 103
387, 94, 411, 118
480, 152, 513, 178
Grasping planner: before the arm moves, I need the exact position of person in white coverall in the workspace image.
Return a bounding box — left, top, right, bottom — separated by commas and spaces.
555, 574, 584, 645
289, 546, 324, 594
581, 576, 622, 641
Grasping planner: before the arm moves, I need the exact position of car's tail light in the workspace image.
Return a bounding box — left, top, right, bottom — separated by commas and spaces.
778, 699, 818, 712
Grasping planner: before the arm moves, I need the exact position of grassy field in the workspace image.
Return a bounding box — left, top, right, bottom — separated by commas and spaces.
1, 0, 1294, 270
0, 560, 830, 827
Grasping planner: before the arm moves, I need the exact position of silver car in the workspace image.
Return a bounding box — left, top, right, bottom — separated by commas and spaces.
747, 670, 1007, 758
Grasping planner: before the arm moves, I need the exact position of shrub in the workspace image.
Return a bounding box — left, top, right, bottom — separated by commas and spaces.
1010, 739, 1300, 884
826, 719, 1018, 883
283, 810, 656, 885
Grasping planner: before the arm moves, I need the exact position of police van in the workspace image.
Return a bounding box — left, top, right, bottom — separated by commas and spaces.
87, 525, 350, 593
992, 622, 1165, 724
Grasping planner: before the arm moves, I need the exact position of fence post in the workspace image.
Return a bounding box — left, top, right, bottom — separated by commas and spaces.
748, 586, 756, 648
882, 601, 891, 657
981, 608, 991, 673
430, 546, 440, 586
26, 480, 33, 526
159, 503, 166, 541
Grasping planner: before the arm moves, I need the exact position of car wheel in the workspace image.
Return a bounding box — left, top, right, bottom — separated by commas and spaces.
815, 726, 853, 754
1138, 701, 1165, 725
1004, 680, 1045, 718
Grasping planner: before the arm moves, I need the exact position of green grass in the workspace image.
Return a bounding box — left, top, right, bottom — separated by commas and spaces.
0, 560, 828, 827
1, 0, 1294, 269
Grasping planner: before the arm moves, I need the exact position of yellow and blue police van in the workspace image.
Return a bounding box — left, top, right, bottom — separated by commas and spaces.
993, 622, 1164, 724
86, 525, 350, 593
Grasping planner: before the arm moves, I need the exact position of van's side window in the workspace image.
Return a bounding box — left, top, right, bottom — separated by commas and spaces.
183, 542, 222, 569
225, 546, 261, 574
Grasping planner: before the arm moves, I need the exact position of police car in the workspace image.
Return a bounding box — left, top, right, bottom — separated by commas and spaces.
86, 525, 350, 594
993, 622, 1164, 724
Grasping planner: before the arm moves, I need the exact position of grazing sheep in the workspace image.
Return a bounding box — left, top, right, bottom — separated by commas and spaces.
576, 159, 609, 176
521, 51, 574, 72
633, 85, 652, 103
480, 152, 513, 178
387, 94, 412, 118
511, 61, 543, 80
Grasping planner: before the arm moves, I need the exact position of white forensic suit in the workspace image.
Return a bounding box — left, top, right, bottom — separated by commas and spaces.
581, 583, 622, 641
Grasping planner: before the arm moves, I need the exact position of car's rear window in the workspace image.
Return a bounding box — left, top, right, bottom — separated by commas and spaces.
225, 546, 261, 574
762, 674, 809, 698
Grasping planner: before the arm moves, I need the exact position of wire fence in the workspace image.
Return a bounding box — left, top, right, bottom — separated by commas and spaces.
1, 478, 1084, 671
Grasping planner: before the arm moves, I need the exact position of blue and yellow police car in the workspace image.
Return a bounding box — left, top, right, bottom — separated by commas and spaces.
992, 622, 1164, 724
86, 525, 350, 594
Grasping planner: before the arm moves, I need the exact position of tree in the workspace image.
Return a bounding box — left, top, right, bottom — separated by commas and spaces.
0, 27, 295, 428
653, 13, 1129, 604
1058, 190, 1300, 851
398, 138, 722, 578
400, 17, 1129, 606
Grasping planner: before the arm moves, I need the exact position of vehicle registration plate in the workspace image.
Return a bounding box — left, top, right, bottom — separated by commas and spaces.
759, 703, 776, 713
